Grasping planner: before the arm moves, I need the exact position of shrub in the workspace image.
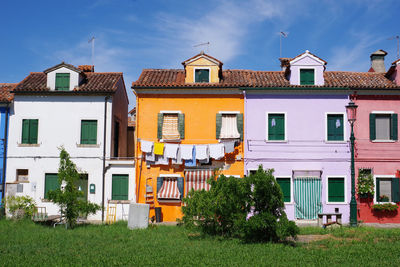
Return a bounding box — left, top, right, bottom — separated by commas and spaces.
181, 166, 299, 242
4, 195, 36, 219
372, 203, 398, 212
357, 169, 374, 197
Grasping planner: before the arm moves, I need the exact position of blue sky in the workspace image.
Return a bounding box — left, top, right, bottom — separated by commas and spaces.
1, 0, 399, 108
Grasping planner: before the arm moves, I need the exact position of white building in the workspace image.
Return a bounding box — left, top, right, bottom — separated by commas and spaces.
6, 63, 135, 221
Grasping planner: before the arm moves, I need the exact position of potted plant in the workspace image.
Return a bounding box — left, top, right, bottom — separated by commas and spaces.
357, 169, 374, 198
379, 195, 390, 202
372, 203, 398, 212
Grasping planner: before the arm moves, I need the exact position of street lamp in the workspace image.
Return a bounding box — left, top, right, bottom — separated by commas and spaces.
346, 100, 358, 227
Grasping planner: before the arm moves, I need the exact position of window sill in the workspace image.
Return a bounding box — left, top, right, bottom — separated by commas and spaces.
157, 199, 182, 203
18, 143, 40, 147
265, 140, 287, 143
374, 201, 397, 205
159, 139, 181, 143
41, 199, 53, 203
325, 140, 346, 144
326, 202, 347, 205
109, 200, 131, 204
371, 140, 396, 143
76, 144, 100, 148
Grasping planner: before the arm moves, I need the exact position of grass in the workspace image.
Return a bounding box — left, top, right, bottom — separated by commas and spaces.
1, 220, 400, 266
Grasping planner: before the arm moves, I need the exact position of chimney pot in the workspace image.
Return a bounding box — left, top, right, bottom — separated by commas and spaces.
370, 49, 387, 73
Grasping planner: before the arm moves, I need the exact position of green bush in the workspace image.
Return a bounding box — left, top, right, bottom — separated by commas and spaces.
372, 203, 398, 212
181, 166, 299, 242
4, 195, 36, 219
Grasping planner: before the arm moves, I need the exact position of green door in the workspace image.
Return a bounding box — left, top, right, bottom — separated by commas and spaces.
294, 178, 322, 220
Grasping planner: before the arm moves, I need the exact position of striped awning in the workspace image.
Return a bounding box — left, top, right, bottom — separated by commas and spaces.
185, 169, 212, 196
157, 178, 181, 200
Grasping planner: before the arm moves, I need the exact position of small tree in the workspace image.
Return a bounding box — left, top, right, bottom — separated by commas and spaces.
48, 147, 101, 228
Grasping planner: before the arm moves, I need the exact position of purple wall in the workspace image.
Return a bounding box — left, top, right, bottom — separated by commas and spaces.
245, 93, 351, 223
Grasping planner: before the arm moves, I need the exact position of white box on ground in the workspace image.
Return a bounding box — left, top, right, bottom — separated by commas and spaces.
128, 203, 150, 229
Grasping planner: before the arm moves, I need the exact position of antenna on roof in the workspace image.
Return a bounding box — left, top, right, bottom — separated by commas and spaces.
388, 35, 399, 59
88, 36, 95, 66
193, 42, 210, 53
279, 31, 288, 58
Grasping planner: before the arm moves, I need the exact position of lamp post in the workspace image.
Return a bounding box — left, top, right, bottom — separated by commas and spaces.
346, 100, 358, 227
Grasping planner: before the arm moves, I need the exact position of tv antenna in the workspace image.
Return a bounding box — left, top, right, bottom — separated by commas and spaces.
88, 36, 95, 66
193, 42, 210, 53
388, 35, 399, 59
279, 31, 288, 58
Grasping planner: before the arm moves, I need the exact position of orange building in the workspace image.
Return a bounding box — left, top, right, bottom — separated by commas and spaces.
132, 52, 244, 222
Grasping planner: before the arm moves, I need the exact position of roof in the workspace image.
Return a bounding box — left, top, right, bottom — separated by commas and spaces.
181, 51, 223, 66
14, 72, 123, 93
128, 107, 136, 115
0, 83, 16, 102
133, 69, 399, 89
370, 49, 388, 58
392, 58, 400, 65
44, 62, 82, 74
290, 50, 327, 65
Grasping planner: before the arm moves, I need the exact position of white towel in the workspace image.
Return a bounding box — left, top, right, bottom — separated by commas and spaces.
180, 145, 194, 160
209, 143, 225, 160
141, 140, 153, 153
156, 155, 169, 165
172, 147, 182, 165
222, 140, 235, 153
164, 144, 179, 159
195, 145, 209, 160
146, 152, 155, 162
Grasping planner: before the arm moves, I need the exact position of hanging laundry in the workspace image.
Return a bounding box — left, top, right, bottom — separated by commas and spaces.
222, 140, 235, 153
146, 152, 155, 162
180, 144, 194, 160
155, 154, 169, 165
209, 143, 225, 160
336, 119, 341, 128
164, 143, 179, 159
141, 140, 153, 153
172, 147, 182, 165
154, 142, 165, 155
184, 146, 196, 167
199, 158, 209, 164
195, 145, 209, 160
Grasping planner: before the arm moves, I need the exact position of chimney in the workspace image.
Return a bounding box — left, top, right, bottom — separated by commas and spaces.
78, 65, 95, 72
279, 58, 291, 71
370, 49, 387, 73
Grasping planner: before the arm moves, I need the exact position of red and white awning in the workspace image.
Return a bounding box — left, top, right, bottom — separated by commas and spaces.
185, 169, 212, 196
157, 178, 181, 200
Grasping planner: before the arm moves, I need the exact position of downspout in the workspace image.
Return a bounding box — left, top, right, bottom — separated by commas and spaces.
1, 104, 9, 213
101, 96, 110, 222
243, 90, 246, 177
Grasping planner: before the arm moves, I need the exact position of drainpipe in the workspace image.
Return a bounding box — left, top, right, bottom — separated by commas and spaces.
101, 96, 110, 222
242, 90, 246, 177
1, 104, 9, 213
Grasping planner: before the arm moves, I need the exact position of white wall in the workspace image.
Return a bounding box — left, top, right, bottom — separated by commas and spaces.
289, 53, 325, 86
6, 95, 135, 221
46, 67, 81, 91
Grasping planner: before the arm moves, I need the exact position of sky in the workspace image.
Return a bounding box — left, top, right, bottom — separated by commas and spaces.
1, 0, 399, 109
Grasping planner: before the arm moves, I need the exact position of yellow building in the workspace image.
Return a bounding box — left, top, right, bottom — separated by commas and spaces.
132, 52, 244, 222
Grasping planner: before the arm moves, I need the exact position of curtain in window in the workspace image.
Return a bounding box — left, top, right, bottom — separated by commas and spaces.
185, 169, 212, 196
220, 114, 240, 139
294, 177, 322, 220
157, 178, 181, 200
162, 114, 180, 140
375, 115, 391, 140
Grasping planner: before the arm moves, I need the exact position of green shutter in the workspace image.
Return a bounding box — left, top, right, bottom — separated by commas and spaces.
157, 177, 164, 193
81, 120, 97, 144
177, 177, 184, 199
327, 115, 344, 141
391, 114, 398, 141
112, 174, 128, 200
216, 113, 222, 139
178, 113, 185, 139
328, 178, 345, 202
276, 178, 291, 202
300, 69, 314, 85
391, 178, 400, 202
55, 73, 70, 91
44, 174, 60, 199
370, 113, 376, 140
376, 178, 381, 202
268, 114, 285, 140
29, 119, 38, 144
22, 119, 30, 144
195, 69, 209, 83
157, 113, 163, 140
237, 113, 244, 141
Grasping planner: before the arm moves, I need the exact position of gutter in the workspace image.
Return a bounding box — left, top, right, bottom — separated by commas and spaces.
101, 96, 110, 222
1, 104, 9, 212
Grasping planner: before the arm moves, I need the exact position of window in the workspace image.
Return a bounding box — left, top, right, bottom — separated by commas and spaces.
276, 177, 291, 202
328, 177, 345, 202
80, 120, 97, 144
327, 114, 344, 141
370, 113, 398, 141
112, 174, 129, 200
55, 73, 70, 91
216, 113, 243, 140
157, 176, 183, 200
76, 174, 88, 201
22, 119, 38, 144
157, 113, 184, 141
16, 169, 29, 182
194, 69, 209, 83
267, 113, 285, 141
300, 69, 314, 85
376, 177, 400, 203
44, 173, 60, 199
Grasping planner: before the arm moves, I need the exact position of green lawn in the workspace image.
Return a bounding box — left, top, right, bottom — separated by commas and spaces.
1, 220, 400, 266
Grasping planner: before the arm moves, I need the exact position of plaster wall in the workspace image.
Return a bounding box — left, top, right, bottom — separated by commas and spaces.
290, 56, 325, 86
46, 67, 82, 91
184, 58, 220, 83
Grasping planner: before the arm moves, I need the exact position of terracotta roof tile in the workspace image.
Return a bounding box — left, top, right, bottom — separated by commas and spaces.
14, 72, 123, 93
133, 69, 399, 89
0, 83, 16, 102
392, 58, 400, 65
181, 51, 223, 66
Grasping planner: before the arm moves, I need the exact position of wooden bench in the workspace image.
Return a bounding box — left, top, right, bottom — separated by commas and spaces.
317, 213, 342, 227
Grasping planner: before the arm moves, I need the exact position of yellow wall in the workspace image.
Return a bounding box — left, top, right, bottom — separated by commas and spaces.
184, 57, 220, 83
135, 93, 244, 222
